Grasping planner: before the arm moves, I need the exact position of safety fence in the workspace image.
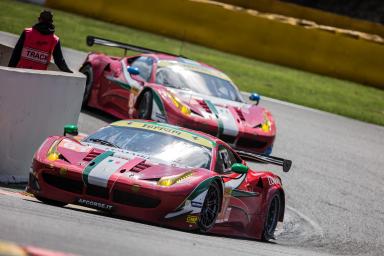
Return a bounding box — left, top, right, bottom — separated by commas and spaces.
217, 0, 384, 38
43, 0, 384, 89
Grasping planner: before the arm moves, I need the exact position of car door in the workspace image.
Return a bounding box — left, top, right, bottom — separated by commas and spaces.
99, 56, 154, 118
215, 144, 260, 227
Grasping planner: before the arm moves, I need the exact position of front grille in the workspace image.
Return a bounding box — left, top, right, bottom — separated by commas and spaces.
220, 134, 236, 144
42, 173, 83, 194
113, 190, 160, 208
83, 150, 101, 162
131, 162, 152, 173
198, 100, 212, 113
236, 138, 268, 149
86, 184, 109, 199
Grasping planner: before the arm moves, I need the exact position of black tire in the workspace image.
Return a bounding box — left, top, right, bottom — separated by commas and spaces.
137, 90, 153, 120
198, 182, 221, 232
79, 64, 93, 107
262, 192, 281, 241
35, 195, 67, 207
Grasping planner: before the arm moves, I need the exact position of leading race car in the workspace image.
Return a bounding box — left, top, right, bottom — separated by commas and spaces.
27, 120, 291, 241
80, 36, 276, 155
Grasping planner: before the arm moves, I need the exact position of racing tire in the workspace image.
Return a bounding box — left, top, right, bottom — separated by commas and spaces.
79, 64, 93, 107
198, 181, 221, 232
137, 90, 153, 120
35, 195, 67, 207
261, 192, 281, 241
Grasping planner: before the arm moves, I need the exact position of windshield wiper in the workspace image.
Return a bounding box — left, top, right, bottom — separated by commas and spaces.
89, 138, 120, 148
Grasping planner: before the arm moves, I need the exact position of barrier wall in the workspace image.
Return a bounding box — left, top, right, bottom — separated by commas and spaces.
0, 67, 85, 183
218, 0, 384, 38
45, 0, 384, 89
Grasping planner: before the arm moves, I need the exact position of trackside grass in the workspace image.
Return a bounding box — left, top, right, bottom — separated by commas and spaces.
1, 0, 383, 126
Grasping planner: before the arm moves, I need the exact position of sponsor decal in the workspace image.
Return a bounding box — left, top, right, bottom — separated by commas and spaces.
191, 201, 203, 208
186, 215, 198, 224
77, 198, 113, 210
21, 47, 49, 64
113, 120, 214, 148
267, 176, 281, 186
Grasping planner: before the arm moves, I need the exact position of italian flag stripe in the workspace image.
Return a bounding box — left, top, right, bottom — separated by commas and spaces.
205, 100, 224, 137
82, 151, 114, 185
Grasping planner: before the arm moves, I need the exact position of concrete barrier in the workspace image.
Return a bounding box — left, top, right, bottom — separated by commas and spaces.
0, 67, 85, 183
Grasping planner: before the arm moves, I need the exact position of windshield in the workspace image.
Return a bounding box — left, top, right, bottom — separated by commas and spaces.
155, 64, 243, 102
83, 126, 212, 169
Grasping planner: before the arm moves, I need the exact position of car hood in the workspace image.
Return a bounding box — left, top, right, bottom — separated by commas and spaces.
168, 88, 267, 127
56, 139, 197, 179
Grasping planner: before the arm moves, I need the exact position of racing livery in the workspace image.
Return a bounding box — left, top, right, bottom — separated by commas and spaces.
80, 36, 276, 154
27, 120, 291, 240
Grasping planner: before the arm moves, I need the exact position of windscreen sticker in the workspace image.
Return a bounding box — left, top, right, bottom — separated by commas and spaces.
157, 60, 230, 81
112, 121, 214, 148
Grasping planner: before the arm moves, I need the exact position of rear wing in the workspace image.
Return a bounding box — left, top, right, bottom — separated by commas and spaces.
236, 150, 292, 172
86, 35, 178, 56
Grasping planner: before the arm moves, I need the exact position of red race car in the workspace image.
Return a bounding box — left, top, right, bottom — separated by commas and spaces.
80, 36, 276, 155
27, 120, 291, 241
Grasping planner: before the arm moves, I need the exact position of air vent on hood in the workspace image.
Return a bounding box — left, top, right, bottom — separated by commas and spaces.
83, 150, 102, 162
131, 162, 152, 173
235, 108, 245, 121
198, 100, 212, 113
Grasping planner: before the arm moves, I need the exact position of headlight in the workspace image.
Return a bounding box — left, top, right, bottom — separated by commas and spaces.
168, 93, 191, 116
158, 171, 193, 187
46, 140, 61, 161
261, 113, 272, 132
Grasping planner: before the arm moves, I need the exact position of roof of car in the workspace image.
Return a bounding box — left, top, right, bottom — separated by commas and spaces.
110, 119, 219, 149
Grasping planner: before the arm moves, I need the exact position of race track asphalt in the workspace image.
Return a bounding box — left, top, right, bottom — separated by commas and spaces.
1, 96, 383, 256
1, 28, 383, 255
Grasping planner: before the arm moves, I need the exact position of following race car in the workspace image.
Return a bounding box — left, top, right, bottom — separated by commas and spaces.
80, 36, 276, 154
27, 120, 291, 240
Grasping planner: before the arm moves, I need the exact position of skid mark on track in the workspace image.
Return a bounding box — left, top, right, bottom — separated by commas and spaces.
276, 205, 324, 244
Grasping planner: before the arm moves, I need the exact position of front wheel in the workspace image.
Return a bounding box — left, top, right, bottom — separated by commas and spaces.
137, 90, 153, 120
262, 192, 281, 241
198, 182, 221, 232
79, 64, 93, 107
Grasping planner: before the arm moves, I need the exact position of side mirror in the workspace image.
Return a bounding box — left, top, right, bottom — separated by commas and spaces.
231, 163, 249, 174
127, 66, 140, 75
249, 93, 260, 105
64, 124, 78, 136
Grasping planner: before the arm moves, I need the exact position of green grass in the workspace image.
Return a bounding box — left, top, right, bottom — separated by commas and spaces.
1, 0, 383, 126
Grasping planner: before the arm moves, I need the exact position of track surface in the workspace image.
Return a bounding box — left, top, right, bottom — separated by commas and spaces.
1, 29, 384, 256
1, 98, 383, 255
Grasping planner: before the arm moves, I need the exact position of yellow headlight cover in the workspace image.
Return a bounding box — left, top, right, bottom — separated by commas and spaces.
158, 171, 194, 186
168, 93, 191, 116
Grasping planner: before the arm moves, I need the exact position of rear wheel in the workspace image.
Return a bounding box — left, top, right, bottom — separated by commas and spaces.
35, 195, 67, 207
79, 64, 93, 107
262, 192, 281, 241
198, 182, 221, 232
137, 90, 153, 119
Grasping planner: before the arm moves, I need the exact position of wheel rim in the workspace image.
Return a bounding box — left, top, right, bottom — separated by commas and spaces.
266, 195, 280, 235
199, 185, 220, 230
